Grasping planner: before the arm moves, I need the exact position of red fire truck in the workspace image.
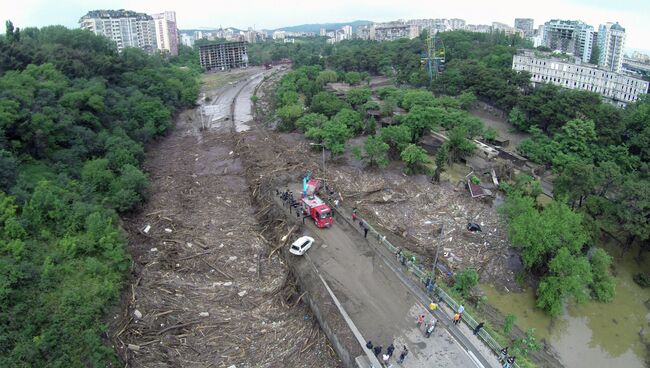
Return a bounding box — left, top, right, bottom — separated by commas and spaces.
301, 194, 333, 228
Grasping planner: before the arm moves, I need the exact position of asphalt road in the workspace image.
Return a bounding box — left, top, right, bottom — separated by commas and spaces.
282, 185, 482, 368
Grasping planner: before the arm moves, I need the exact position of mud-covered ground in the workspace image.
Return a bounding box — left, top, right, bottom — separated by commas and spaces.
108, 68, 341, 368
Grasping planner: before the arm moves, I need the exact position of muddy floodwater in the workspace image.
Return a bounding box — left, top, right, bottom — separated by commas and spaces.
481, 244, 650, 368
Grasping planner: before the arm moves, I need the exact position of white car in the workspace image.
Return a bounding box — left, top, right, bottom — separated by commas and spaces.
290, 236, 314, 256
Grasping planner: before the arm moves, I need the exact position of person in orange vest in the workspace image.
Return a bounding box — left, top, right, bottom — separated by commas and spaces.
453, 312, 461, 325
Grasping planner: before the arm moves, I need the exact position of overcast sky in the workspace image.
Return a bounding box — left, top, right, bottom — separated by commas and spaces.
2, 0, 649, 50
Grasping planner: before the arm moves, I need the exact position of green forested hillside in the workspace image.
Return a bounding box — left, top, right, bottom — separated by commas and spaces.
0, 22, 198, 367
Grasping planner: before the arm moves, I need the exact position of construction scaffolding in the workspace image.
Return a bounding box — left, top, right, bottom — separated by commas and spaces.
199, 41, 249, 71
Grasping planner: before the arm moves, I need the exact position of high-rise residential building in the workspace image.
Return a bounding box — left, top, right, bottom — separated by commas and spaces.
341, 25, 352, 38
80, 9, 157, 54
181, 33, 193, 47
542, 20, 594, 62
512, 49, 648, 107
152, 11, 178, 56
514, 18, 534, 38
319, 27, 326, 36
597, 22, 626, 72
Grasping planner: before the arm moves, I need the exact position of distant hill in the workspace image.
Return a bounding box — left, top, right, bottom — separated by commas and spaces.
273, 20, 372, 33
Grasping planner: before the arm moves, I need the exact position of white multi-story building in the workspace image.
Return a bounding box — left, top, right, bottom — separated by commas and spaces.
512, 49, 648, 107
492, 22, 524, 37
465, 24, 492, 33
598, 22, 626, 73
374, 21, 420, 41
79, 9, 157, 54
341, 25, 352, 38
181, 33, 193, 47
542, 20, 594, 63
152, 11, 178, 56
448, 18, 466, 30
272, 31, 286, 40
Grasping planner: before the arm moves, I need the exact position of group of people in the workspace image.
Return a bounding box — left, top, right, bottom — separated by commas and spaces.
499, 347, 517, 368
416, 314, 437, 338
366, 341, 409, 365
351, 208, 370, 238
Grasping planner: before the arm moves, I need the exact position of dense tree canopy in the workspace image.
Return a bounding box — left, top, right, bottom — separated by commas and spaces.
0, 23, 198, 367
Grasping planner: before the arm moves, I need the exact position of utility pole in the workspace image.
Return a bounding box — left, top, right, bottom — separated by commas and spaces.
310, 142, 325, 174
432, 223, 444, 284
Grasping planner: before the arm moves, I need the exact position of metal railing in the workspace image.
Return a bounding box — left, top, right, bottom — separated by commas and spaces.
337, 205, 520, 368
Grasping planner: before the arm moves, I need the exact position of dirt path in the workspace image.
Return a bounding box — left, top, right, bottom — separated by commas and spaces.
109, 68, 341, 368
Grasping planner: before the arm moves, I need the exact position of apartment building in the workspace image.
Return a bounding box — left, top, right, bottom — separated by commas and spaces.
598, 22, 626, 72
512, 49, 648, 107
514, 18, 534, 38
542, 20, 594, 62
374, 22, 420, 41
80, 9, 157, 54
152, 11, 178, 56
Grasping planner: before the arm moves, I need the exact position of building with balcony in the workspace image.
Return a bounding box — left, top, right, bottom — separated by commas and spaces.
542, 19, 594, 62
597, 22, 626, 72
152, 11, 178, 56
79, 9, 157, 54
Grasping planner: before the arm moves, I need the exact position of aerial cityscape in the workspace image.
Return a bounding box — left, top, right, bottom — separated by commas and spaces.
0, 1, 649, 368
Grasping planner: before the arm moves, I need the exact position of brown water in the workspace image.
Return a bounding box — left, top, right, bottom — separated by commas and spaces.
481, 244, 650, 368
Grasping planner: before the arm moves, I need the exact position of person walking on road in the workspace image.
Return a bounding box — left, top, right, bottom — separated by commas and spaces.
366, 340, 373, 350
364, 226, 369, 238
382, 353, 390, 364
425, 322, 435, 338
373, 345, 382, 357
417, 314, 425, 328
473, 322, 485, 335
499, 347, 508, 362
387, 343, 395, 357
503, 355, 516, 368
453, 312, 461, 325
458, 304, 465, 315
397, 346, 408, 363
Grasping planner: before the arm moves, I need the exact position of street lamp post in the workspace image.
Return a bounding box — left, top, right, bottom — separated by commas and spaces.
424, 220, 445, 292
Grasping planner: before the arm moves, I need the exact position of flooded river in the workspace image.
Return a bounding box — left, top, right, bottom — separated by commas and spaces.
481, 244, 650, 368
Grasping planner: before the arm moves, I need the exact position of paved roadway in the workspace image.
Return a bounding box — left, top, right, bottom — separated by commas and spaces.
281, 185, 497, 368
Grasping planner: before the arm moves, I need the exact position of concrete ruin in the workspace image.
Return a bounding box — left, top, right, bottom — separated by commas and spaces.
199, 41, 249, 71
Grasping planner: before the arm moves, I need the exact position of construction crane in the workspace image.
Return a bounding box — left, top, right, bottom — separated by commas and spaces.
422, 28, 446, 83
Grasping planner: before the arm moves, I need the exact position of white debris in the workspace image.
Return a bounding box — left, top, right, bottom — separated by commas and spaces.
223, 281, 233, 286
229, 151, 234, 155
143, 225, 151, 233
199, 312, 210, 317
238, 290, 247, 297
164, 228, 173, 233
248, 267, 256, 273
219, 243, 225, 248
186, 242, 193, 248
134, 310, 143, 319
128, 344, 140, 351
150, 248, 158, 252
228, 256, 238, 262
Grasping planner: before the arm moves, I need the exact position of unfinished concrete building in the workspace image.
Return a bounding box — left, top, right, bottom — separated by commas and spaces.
199, 41, 248, 71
